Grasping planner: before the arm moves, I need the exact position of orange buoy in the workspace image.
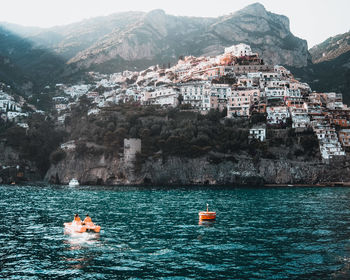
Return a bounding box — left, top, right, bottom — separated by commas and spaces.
199, 203, 216, 221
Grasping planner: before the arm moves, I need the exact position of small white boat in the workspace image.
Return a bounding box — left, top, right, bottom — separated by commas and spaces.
69, 178, 79, 187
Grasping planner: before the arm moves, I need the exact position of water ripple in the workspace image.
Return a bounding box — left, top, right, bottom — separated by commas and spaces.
1, 185, 350, 279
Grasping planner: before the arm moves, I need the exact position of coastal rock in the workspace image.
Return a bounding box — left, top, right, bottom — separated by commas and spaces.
45, 152, 344, 186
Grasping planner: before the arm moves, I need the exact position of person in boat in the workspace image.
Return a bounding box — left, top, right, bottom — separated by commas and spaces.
73, 213, 82, 225
82, 214, 94, 226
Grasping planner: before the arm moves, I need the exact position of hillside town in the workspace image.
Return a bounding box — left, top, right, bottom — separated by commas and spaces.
2, 43, 350, 163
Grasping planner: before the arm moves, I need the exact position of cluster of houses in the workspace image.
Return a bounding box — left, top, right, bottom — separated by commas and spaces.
0, 84, 30, 127
46, 43, 350, 163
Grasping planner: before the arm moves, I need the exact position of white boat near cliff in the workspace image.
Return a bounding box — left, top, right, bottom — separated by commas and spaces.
69, 178, 79, 187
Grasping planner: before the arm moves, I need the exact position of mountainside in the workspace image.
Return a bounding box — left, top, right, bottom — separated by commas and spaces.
290, 50, 350, 104
0, 27, 68, 92
66, 3, 311, 71
26, 12, 146, 61
288, 32, 350, 105
1, 3, 310, 76
310, 31, 350, 63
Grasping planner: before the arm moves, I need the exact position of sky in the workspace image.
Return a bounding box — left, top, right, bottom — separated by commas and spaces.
0, 0, 349, 48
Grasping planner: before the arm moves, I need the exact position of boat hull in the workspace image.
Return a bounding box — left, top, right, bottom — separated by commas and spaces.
68, 179, 79, 187
64, 222, 101, 233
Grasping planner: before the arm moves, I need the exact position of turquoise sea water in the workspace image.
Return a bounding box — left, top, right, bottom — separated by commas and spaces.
1, 185, 350, 279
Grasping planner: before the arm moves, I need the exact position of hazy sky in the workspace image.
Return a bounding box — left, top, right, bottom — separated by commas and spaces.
0, 0, 349, 48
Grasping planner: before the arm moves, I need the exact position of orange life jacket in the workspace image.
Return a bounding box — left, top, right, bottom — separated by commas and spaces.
74, 216, 81, 223
84, 216, 92, 223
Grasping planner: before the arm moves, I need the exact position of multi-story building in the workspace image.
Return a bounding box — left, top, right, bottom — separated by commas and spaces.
249, 125, 266, 142
210, 84, 231, 112
180, 82, 211, 110
267, 106, 290, 124
312, 121, 346, 162
227, 88, 260, 117
224, 43, 254, 57
147, 87, 179, 107
233, 64, 273, 75
290, 108, 310, 129
0, 99, 21, 113
264, 87, 288, 100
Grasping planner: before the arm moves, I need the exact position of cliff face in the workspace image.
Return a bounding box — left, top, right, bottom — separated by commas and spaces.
67, 3, 310, 70
44, 152, 348, 186
202, 3, 310, 67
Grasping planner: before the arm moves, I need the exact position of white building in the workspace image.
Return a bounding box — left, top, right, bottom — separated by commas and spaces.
16, 123, 29, 129
326, 102, 345, 110
55, 104, 68, 111
224, 43, 253, 57
287, 89, 302, 98
60, 140, 76, 151
7, 112, 28, 121
180, 82, 211, 110
264, 87, 288, 99
147, 87, 179, 107
262, 72, 280, 79
249, 125, 266, 141
267, 106, 290, 125
0, 99, 21, 112
312, 122, 345, 162
319, 142, 345, 162
88, 108, 101, 116
57, 115, 66, 124
290, 108, 310, 129
52, 96, 69, 103
247, 72, 263, 79
274, 65, 291, 77
64, 85, 91, 99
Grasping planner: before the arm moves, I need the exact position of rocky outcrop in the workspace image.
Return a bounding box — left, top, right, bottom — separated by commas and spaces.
44, 152, 349, 186
203, 3, 310, 67
67, 3, 310, 70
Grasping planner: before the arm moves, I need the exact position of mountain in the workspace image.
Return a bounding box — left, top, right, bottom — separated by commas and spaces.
290, 31, 350, 105
0, 26, 68, 93
65, 3, 311, 71
309, 31, 350, 63
1, 3, 310, 76
290, 50, 350, 104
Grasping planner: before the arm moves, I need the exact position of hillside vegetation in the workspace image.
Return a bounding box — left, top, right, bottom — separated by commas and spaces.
64, 101, 319, 165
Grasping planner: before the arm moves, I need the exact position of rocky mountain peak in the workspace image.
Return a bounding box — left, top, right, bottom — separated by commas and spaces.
142, 9, 168, 37
238, 2, 268, 17
228, 2, 290, 32
145, 9, 166, 17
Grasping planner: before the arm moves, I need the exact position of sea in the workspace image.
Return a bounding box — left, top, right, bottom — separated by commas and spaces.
1, 184, 350, 279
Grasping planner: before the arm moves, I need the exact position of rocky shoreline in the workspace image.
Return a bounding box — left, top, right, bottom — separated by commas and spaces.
43, 152, 350, 187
